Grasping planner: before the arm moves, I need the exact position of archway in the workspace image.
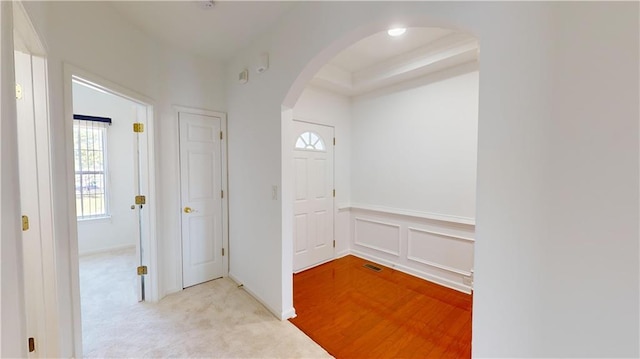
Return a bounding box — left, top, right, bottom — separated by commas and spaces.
281, 20, 479, 356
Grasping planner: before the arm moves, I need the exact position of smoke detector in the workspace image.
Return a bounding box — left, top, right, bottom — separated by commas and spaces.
202, 1, 215, 9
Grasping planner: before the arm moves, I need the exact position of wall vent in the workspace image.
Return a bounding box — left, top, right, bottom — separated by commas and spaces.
363, 263, 382, 272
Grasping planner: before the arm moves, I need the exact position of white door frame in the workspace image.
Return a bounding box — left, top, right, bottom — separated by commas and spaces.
174, 105, 229, 289
2, 2, 52, 357
63, 63, 158, 356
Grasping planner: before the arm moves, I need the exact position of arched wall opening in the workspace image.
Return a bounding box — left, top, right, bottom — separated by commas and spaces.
225, 3, 639, 357
282, 22, 480, 355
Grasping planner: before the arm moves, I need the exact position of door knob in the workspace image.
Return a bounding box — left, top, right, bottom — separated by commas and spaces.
184, 207, 192, 213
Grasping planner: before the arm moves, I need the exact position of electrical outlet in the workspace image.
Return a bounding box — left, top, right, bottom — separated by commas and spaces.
271, 185, 278, 200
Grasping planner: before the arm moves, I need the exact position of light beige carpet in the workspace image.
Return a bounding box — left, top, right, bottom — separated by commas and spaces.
79, 248, 332, 358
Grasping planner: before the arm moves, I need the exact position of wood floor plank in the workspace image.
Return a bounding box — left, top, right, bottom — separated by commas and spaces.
290, 255, 472, 358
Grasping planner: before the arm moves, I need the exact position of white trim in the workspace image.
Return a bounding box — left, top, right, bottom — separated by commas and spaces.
293, 256, 336, 274
63, 63, 158, 357
407, 226, 475, 243
174, 105, 229, 291
407, 227, 475, 277
353, 217, 401, 256
347, 203, 475, 226
350, 250, 472, 294
228, 273, 295, 320
406, 256, 472, 277
174, 105, 225, 118
78, 244, 136, 257
406, 227, 473, 276
13, 1, 46, 56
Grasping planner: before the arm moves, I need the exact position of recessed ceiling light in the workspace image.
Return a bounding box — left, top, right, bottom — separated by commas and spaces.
387, 28, 407, 37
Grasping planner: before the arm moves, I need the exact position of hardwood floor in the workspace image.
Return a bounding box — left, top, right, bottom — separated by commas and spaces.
290, 255, 472, 358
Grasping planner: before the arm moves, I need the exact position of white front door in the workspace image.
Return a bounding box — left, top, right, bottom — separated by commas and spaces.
292, 121, 335, 272
179, 112, 224, 288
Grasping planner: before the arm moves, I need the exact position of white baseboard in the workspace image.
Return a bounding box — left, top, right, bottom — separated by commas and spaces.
350, 249, 472, 294
294, 256, 338, 273
281, 307, 296, 320
228, 272, 294, 320
336, 249, 350, 259
78, 244, 135, 257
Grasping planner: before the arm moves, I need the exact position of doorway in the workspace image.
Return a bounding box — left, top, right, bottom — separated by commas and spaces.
71, 78, 146, 354
292, 120, 335, 272
13, 4, 57, 356
177, 107, 228, 288
64, 67, 157, 356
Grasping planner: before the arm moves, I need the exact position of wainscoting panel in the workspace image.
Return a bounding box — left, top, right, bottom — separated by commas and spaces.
354, 217, 401, 256
348, 206, 475, 293
407, 227, 474, 276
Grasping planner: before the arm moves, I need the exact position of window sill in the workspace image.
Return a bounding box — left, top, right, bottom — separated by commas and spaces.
77, 215, 111, 222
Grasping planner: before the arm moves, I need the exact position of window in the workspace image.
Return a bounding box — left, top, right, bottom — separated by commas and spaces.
73, 118, 110, 219
295, 131, 326, 152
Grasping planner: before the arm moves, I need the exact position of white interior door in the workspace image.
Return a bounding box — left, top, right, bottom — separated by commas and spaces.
293, 121, 335, 272
15, 49, 47, 359
179, 112, 224, 288
132, 110, 144, 301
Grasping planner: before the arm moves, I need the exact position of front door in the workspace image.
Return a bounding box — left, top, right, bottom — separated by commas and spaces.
179, 111, 224, 288
292, 121, 335, 272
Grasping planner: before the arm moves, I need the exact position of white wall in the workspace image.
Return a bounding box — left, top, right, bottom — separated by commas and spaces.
350, 64, 478, 220
344, 64, 479, 292
5, 1, 636, 357
292, 85, 351, 256
22, 2, 227, 356
225, 1, 639, 357
72, 82, 141, 255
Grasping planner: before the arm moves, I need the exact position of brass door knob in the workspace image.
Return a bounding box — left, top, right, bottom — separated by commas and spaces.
184, 207, 192, 213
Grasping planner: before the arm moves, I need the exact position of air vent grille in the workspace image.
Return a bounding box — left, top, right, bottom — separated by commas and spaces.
363, 263, 382, 272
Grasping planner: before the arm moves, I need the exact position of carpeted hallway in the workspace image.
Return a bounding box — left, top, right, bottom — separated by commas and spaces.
79, 248, 331, 358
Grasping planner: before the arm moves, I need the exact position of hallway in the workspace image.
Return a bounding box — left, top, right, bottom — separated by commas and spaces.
79, 249, 330, 358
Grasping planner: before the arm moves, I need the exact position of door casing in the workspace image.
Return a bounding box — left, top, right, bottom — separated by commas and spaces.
63, 64, 158, 357
175, 106, 229, 290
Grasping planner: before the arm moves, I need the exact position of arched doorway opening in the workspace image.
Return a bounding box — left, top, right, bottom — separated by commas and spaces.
282, 22, 479, 357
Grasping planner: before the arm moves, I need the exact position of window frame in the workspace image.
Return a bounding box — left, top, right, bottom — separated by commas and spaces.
73, 116, 111, 220
294, 131, 326, 152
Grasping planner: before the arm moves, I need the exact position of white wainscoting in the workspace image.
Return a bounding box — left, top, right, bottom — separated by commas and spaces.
353, 217, 401, 256
348, 206, 474, 293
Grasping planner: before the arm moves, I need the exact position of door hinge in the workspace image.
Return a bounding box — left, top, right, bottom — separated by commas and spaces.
137, 266, 148, 275
222, 248, 225, 256
221, 190, 224, 199
135, 195, 146, 205
28, 337, 35, 352
333, 189, 336, 198
22, 215, 29, 231
220, 131, 223, 140
333, 137, 336, 146
133, 123, 144, 133
16, 83, 23, 100
333, 240, 336, 248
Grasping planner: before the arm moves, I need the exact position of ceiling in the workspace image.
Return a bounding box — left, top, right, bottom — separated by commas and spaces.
330, 27, 454, 73
311, 27, 478, 97
109, 4, 478, 96
110, 1, 296, 61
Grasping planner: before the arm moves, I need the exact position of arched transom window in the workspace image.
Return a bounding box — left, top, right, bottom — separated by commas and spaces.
295, 131, 326, 152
